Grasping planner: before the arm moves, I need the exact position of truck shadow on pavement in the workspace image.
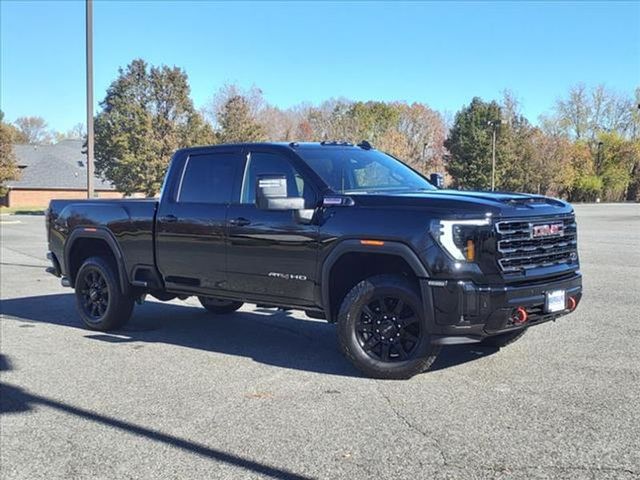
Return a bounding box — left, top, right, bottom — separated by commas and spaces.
1, 294, 499, 377
0, 354, 313, 480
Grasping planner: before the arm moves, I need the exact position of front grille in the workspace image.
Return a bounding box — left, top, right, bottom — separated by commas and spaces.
495, 214, 577, 272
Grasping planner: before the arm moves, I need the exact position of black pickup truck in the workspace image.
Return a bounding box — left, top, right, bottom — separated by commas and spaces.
46, 141, 582, 379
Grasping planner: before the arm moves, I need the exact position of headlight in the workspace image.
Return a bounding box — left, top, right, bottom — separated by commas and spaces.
431, 218, 491, 262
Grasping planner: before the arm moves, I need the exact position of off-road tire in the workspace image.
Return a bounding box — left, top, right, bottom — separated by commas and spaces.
337, 274, 440, 380
198, 297, 244, 314
481, 329, 527, 348
75, 256, 134, 331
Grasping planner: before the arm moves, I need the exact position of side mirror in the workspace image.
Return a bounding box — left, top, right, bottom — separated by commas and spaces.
429, 173, 444, 189
256, 175, 305, 210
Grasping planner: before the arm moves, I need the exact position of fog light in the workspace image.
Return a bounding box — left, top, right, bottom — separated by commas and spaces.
567, 296, 577, 311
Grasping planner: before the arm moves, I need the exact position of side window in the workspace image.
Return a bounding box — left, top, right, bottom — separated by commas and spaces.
178, 153, 238, 204
241, 152, 313, 206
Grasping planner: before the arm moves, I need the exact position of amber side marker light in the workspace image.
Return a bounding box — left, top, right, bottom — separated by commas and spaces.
465, 239, 476, 262
360, 239, 385, 247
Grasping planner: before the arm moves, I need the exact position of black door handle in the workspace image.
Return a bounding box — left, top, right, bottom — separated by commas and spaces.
160, 214, 178, 223
229, 217, 251, 227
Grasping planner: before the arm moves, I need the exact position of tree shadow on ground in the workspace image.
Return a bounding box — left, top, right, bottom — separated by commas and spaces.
0, 353, 312, 479
1, 294, 499, 378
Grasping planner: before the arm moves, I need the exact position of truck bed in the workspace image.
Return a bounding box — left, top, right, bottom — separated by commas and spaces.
47, 198, 158, 284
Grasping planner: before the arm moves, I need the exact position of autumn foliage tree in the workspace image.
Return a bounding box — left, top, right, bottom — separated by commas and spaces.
204, 85, 446, 175
0, 112, 20, 196
539, 84, 639, 201
94, 59, 214, 196
71, 65, 640, 201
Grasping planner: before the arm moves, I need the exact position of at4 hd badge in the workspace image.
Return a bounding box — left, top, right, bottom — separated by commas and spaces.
268, 272, 308, 281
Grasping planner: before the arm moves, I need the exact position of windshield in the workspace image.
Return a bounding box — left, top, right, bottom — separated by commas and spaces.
297, 148, 436, 193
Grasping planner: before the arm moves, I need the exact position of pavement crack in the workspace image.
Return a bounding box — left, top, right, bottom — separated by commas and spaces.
1, 245, 48, 263
376, 383, 448, 467
0, 261, 48, 269
505, 464, 639, 476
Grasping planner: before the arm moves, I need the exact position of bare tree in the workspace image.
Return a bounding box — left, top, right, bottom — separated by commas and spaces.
205, 83, 266, 129
257, 105, 301, 141
14, 116, 53, 144
397, 102, 446, 173
552, 84, 636, 141
55, 123, 86, 142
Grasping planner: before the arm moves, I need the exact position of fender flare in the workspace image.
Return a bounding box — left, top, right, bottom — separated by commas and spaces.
320, 239, 430, 322
65, 227, 130, 294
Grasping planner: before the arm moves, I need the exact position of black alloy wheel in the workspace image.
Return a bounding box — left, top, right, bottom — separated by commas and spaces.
78, 267, 110, 323
74, 256, 134, 331
356, 296, 422, 362
337, 274, 440, 379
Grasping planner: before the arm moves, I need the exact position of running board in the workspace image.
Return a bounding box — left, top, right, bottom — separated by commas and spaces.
431, 335, 482, 346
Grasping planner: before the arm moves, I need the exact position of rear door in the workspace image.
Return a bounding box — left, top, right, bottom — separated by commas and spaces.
156, 149, 243, 292
225, 148, 320, 304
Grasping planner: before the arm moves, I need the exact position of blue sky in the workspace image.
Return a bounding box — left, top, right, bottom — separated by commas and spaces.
1, 1, 638, 133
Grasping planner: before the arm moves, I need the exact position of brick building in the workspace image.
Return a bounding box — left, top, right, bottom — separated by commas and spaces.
1, 140, 124, 207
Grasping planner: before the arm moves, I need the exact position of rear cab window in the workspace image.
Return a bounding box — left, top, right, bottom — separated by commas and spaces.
177, 153, 239, 204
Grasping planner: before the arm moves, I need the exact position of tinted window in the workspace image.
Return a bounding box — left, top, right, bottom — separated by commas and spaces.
178, 154, 238, 204
297, 148, 436, 193
241, 152, 313, 206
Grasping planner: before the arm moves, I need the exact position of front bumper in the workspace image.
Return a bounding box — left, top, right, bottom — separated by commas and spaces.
426, 271, 582, 344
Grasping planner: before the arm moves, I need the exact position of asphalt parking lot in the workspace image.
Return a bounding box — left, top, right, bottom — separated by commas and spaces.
1, 204, 639, 479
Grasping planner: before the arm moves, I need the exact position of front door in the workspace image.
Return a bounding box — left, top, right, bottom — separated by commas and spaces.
226, 149, 319, 304
156, 149, 243, 292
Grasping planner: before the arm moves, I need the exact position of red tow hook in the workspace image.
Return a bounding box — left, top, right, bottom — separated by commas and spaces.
567, 296, 577, 311
512, 306, 529, 325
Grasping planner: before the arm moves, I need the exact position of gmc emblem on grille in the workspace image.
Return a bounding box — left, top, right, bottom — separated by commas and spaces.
531, 222, 564, 238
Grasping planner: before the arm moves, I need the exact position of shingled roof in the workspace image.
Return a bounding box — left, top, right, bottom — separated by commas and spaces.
7, 140, 115, 190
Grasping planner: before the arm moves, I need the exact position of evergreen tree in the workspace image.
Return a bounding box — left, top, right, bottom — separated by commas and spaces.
444, 97, 502, 189
217, 95, 266, 143
94, 59, 214, 196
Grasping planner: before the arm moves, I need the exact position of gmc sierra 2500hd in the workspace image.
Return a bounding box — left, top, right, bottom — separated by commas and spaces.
46, 141, 582, 379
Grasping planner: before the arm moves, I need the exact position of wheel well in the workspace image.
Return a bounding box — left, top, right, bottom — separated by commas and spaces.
68, 238, 118, 285
327, 252, 420, 321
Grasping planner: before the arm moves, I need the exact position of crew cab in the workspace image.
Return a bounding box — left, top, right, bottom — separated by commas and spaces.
46, 141, 582, 379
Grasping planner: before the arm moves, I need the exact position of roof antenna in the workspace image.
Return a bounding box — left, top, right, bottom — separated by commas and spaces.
357, 140, 373, 150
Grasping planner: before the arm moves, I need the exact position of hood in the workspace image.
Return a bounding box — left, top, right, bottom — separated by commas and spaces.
348, 189, 573, 219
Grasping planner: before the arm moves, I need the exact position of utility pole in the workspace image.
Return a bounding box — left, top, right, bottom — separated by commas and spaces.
487, 120, 501, 191
86, 0, 94, 198
596, 141, 604, 169
422, 142, 430, 174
